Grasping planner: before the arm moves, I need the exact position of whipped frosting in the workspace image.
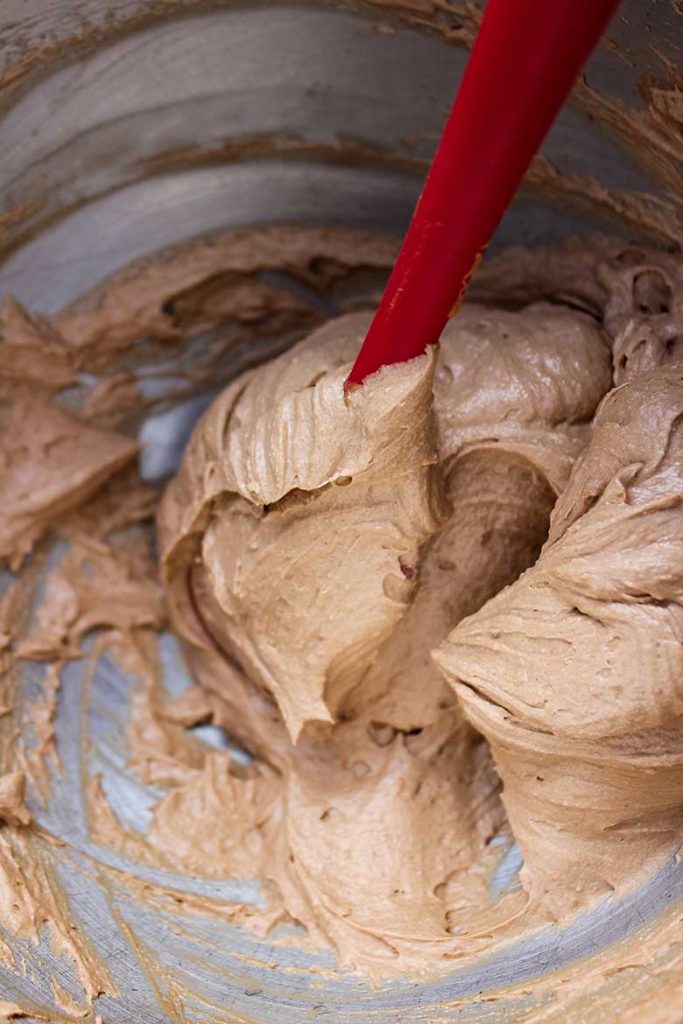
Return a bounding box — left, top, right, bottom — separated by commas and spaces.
0, 226, 680, 1012
435, 363, 683, 916
158, 299, 618, 968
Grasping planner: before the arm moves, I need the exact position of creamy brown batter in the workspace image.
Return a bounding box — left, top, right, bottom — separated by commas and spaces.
0, 227, 681, 1012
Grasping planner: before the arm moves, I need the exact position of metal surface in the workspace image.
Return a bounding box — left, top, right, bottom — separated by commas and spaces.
0, 2, 680, 310
0, 1, 681, 1020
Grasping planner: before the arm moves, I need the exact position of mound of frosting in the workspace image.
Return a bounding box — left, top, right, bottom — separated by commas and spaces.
159, 301, 611, 967
435, 363, 683, 917
159, 316, 443, 741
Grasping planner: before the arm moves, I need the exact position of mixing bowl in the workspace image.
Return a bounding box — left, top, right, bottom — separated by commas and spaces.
0, 1, 681, 1020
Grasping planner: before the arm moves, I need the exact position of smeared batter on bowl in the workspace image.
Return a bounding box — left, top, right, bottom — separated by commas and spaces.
0, 227, 681, 1016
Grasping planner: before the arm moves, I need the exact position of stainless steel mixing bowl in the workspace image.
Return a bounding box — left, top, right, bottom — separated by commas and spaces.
0, 2, 681, 1021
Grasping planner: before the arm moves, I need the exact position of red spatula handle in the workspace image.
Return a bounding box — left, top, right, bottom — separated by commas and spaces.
346, 0, 620, 387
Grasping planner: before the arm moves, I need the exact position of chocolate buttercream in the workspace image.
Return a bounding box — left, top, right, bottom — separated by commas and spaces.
435, 363, 683, 917
158, 300, 613, 968
0, 226, 680, 1012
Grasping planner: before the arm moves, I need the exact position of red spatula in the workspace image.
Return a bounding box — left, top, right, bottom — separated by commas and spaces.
346, 0, 621, 388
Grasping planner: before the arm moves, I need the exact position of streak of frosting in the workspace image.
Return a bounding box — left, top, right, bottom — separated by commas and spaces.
0, 773, 32, 827
54, 225, 398, 370
0, 385, 138, 569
